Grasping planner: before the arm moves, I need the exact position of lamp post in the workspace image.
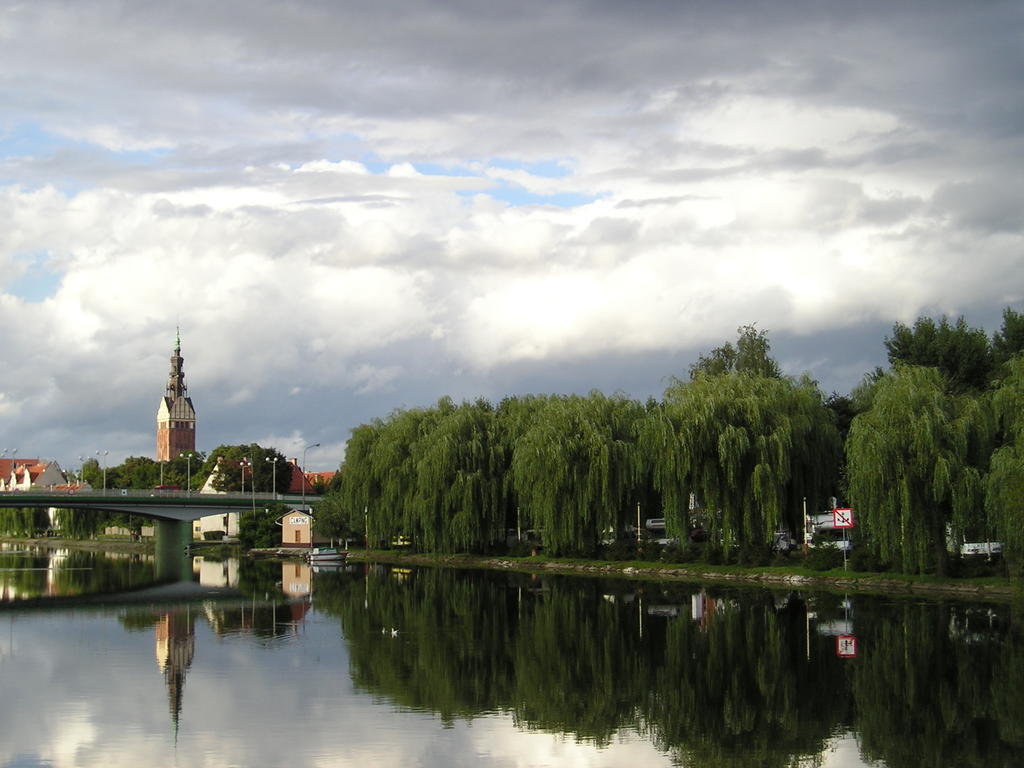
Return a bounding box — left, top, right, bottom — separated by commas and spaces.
240, 458, 251, 496
302, 443, 320, 548
96, 450, 108, 495
184, 452, 197, 497
266, 456, 277, 498
242, 457, 255, 517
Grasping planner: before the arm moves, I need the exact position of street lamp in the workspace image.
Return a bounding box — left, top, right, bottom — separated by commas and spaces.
242, 457, 255, 517
96, 450, 108, 494
240, 458, 251, 496
78, 455, 85, 488
265, 456, 277, 498
184, 452, 197, 497
302, 443, 320, 548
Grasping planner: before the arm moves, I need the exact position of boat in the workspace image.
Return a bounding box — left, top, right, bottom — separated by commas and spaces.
306, 547, 349, 565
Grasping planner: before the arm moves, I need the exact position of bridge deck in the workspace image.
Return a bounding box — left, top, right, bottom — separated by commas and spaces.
0, 490, 322, 522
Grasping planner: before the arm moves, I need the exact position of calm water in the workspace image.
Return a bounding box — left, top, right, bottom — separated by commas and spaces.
0, 544, 1021, 768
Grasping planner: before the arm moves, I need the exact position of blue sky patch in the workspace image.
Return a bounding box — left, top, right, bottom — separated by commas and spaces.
7, 253, 63, 302
0, 122, 171, 164
489, 157, 574, 178
460, 186, 598, 208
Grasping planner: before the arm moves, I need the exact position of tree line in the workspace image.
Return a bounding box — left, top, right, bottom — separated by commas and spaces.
317, 309, 1024, 576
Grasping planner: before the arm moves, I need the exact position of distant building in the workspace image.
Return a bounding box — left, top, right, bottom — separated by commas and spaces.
0, 459, 67, 491
304, 470, 336, 491
156, 329, 196, 461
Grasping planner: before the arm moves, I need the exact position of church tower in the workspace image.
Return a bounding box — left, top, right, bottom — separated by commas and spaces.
156, 329, 197, 461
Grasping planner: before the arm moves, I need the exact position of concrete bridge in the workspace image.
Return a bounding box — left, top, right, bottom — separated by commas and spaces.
0, 489, 322, 522
0, 489, 323, 578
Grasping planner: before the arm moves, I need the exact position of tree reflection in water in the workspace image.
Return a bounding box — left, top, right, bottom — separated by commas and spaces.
312, 567, 1023, 768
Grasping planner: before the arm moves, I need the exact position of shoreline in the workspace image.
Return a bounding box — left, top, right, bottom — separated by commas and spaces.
5, 537, 1018, 601
339, 550, 1020, 601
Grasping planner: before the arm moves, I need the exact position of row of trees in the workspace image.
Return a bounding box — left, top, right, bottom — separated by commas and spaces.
319, 325, 841, 557
321, 310, 1024, 575
76, 444, 299, 495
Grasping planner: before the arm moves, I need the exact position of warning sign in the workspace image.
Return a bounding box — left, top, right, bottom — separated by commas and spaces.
836, 635, 858, 658
833, 508, 855, 529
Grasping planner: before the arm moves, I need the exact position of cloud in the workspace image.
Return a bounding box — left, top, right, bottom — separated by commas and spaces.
0, 1, 1023, 468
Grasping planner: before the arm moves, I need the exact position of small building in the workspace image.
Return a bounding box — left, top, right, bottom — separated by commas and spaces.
281, 509, 315, 547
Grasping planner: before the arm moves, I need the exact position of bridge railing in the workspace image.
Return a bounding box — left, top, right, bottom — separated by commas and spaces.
0, 488, 314, 501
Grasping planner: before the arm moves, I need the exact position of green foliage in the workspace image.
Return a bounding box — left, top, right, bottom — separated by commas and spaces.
803, 547, 843, 571
325, 309, 1023, 577
656, 373, 840, 553
986, 356, 1024, 574
511, 392, 644, 556
688, 323, 782, 379
0, 507, 50, 536
54, 508, 110, 539
884, 315, 994, 392
200, 444, 287, 493
992, 307, 1024, 366
847, 366, 993, 574
238, 504, 288, 549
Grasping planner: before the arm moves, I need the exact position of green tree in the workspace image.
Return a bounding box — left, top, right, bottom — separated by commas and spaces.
992, 306, 1024, 367
656, 373, 839, 551
413, 398, 506, 553
510, 392, 645, 556
884, 315, 994, 392
986, 356, 1024, 574
847, 366, 992, 574
199, 444, 289, 493
238, 503, 289, 549
689, 324, 782, 379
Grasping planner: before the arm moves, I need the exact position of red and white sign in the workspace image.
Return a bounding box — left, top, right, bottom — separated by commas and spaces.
833, 508, 855, 529
836, 635, 858, 658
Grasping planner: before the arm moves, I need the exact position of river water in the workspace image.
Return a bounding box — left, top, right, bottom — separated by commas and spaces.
0, 543, 1020, 768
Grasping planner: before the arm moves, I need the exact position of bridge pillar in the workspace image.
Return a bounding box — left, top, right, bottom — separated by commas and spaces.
155, 519, 192, 582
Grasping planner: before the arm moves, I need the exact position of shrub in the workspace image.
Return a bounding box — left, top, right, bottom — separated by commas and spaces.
737, 543, 771, 567
203, 530, 225, 541
804, 547, 844, 571
848, 548, 890, 573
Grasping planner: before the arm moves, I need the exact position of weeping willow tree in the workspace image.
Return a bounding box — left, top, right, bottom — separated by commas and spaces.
511, 392, 645, 555
986, 356, 1024, 575
366, 406, 441, 547
655, 373, 839, 550
413, 398, 506, 553
0, 507, 50, 536
847, 365, 992, 575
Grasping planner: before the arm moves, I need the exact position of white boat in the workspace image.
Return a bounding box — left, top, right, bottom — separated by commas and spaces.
306, 547, 348, 564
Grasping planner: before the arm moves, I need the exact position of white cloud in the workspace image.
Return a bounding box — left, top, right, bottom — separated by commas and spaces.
1, 1, 1022, 465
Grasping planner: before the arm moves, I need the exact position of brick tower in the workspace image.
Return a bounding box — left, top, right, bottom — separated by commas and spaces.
156, 329, 196, 461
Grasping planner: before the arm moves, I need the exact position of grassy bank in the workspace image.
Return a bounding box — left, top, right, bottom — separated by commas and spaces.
341, 549, 1020, 601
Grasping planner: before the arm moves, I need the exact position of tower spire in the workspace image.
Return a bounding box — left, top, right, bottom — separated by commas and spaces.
156, 330, 197, 461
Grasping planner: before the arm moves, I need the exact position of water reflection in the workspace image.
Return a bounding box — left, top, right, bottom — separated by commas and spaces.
314, 567, 1024, 768
0, 552, 1020, 768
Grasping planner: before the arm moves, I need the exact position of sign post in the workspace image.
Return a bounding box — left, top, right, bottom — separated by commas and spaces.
833, 508, 854, 570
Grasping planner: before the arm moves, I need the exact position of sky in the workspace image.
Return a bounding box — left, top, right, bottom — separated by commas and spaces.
1, 0, 1022, 472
